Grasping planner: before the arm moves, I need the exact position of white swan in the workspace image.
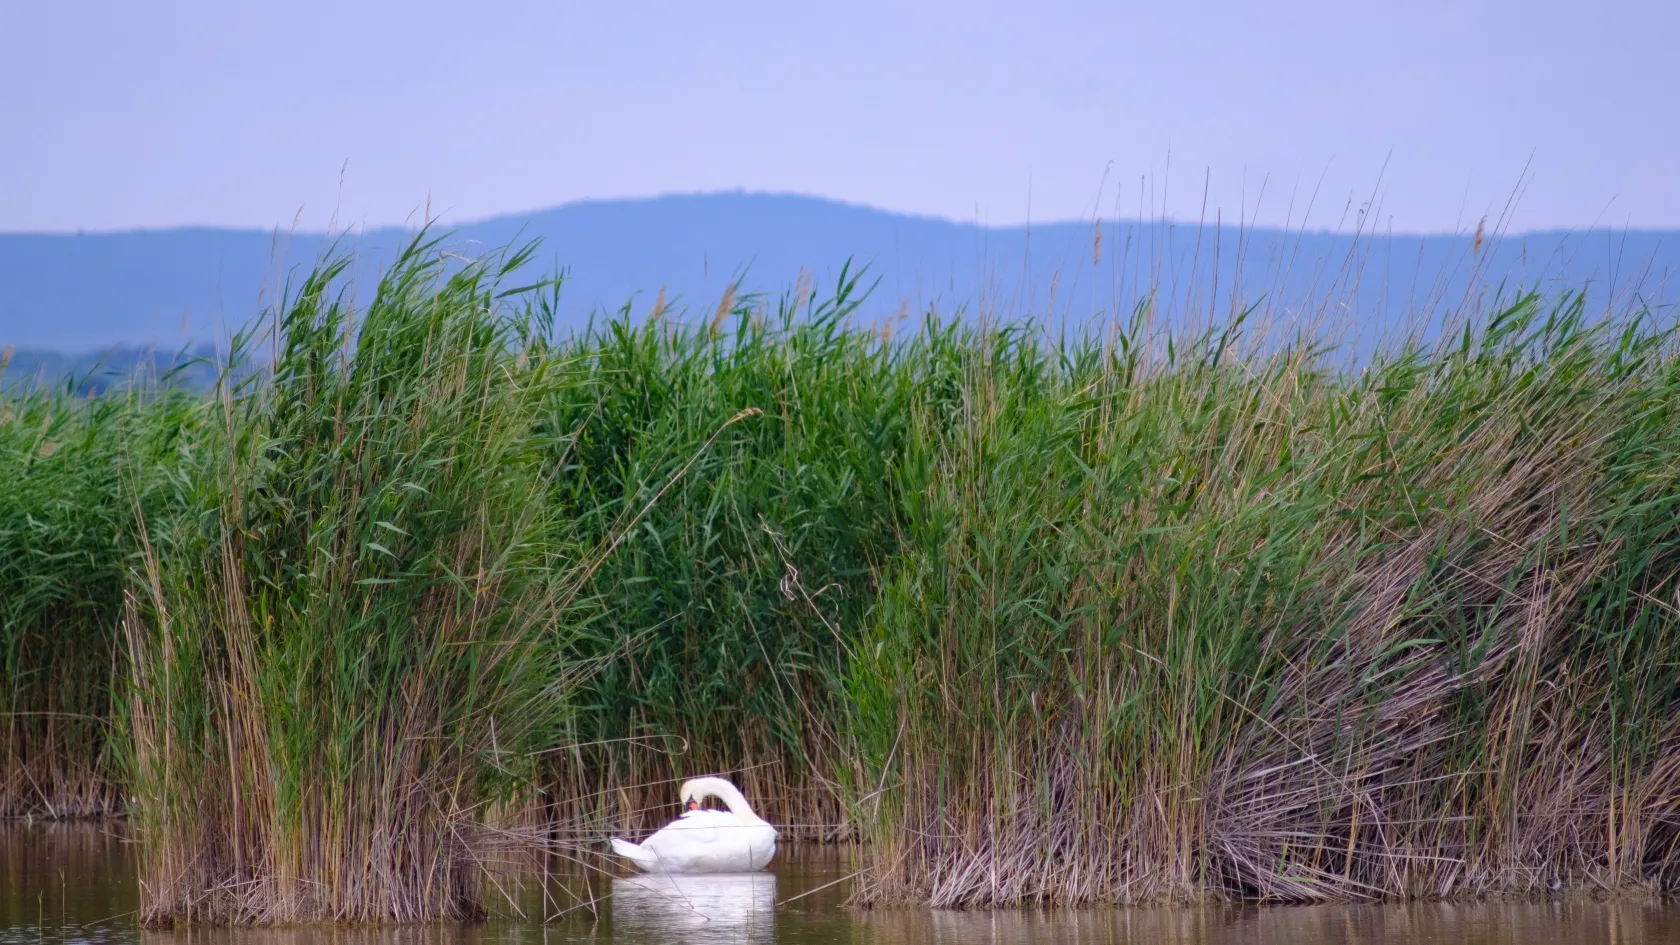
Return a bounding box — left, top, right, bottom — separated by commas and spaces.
610, 776, 778, 873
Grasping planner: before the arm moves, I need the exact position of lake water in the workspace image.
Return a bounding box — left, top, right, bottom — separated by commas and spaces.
5, 823, 1680, 944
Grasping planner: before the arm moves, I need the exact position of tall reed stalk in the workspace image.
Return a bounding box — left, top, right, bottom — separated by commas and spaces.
117, 238, 588, 924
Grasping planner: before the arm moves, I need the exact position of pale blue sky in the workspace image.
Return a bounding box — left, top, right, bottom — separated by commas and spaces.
4, 0, 1674, 234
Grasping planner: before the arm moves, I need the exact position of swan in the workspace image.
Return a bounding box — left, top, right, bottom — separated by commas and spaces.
609, 776, 778, 873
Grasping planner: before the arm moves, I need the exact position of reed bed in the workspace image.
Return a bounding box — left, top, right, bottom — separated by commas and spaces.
3, 234, 1679, 918
0, 375, 195, 817
538, 271, 907, 841
849, 295, 1680, 905
117, 238, 595, 924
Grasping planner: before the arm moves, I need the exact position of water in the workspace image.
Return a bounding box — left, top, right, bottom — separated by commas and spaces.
6, 824, 1680, 944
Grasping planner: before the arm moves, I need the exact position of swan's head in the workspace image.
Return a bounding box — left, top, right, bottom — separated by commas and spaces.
678, 778, 708, 811
678, 775, 745, 813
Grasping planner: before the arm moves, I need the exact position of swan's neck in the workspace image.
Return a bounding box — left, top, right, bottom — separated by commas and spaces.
695, 778, 766, 824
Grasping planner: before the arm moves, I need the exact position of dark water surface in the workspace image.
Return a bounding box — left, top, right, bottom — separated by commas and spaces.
6, 824, 1680, 944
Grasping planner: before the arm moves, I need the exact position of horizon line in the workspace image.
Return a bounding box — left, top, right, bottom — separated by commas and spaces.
4, 189, 1675, 242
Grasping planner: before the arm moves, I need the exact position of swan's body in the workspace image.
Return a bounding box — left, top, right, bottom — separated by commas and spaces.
610, 776, 778, 873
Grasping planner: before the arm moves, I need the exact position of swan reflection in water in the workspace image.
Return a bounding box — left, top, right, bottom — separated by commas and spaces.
610, 872, 777, 943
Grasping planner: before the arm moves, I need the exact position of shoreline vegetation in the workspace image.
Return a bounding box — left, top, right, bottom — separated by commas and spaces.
3, 233, 1680, 922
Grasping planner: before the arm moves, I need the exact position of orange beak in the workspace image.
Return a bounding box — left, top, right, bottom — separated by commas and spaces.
685, 799, 700, 811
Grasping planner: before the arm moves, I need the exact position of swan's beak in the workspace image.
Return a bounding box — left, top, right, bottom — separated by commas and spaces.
685, 799, 699, 811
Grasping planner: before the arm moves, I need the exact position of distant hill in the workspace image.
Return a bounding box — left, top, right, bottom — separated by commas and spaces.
1, 343, 221, 394
2, 193, 1676, 362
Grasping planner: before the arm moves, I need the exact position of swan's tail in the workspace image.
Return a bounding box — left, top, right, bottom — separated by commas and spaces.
610, 837, 658, 872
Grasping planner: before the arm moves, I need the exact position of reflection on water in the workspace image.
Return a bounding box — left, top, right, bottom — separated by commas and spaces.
7, 824, 1680, 943
609, 874, 775, 943
0, 823, 135, 945
862, 901, 1680, 944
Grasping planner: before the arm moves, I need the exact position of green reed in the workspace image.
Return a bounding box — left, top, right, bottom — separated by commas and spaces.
539, 269, 914, 839
6, 235, 1680, 917
117, 237, 593, 924
0, 369, 196, 817
849, 294, 1680, 905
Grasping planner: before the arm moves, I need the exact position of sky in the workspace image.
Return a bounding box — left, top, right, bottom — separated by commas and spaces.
4, 0, 1676, 235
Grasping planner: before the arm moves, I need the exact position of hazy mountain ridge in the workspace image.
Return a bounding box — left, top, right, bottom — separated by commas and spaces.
3, 192, 1675, 357
1, 343, 222, 394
